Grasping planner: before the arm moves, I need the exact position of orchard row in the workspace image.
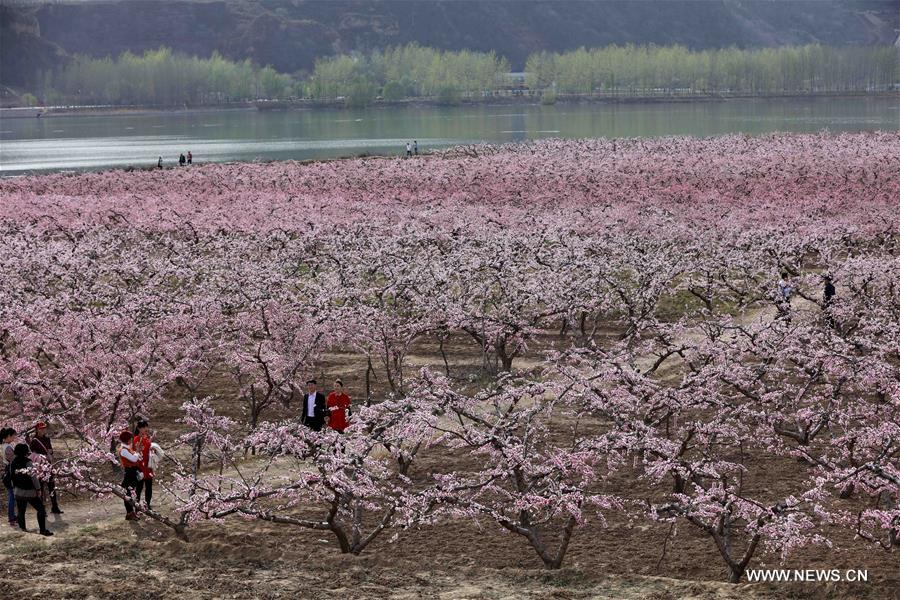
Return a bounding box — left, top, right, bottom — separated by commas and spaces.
0, 133, 897, 581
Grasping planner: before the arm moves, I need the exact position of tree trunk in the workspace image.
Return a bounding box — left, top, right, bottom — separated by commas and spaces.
497, 345, 515, 372
351, 497, 363, 549
173, 523, 189, 542
438, 336, 451, 377
547, 516, 577, 569
330, 522, 351, 554
365, 357, 374, 405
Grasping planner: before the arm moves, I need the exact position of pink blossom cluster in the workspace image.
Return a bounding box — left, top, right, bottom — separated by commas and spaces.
0, 132, 897, 580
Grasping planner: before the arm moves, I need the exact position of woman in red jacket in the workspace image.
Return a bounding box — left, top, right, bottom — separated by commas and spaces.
132, 419, 154, 510
326, 379, 351, 433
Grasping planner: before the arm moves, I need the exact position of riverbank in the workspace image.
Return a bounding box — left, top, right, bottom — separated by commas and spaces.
2, 90, 895, 119
0, 150, 409, 178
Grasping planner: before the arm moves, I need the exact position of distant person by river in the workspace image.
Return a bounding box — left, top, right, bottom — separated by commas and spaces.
406, 142, 411, 157
179, 153, 186, 166
187, 151, 192, 165
157, 156, 163, 170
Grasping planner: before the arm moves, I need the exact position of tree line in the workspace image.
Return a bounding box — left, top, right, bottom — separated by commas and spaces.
34, 47, 294, 106
527, 44, 898, 94
28, 43, 898, 107
308, 44, 511, 106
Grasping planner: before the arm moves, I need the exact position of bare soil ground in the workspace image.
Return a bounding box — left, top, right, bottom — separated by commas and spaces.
1, 490, 895, 600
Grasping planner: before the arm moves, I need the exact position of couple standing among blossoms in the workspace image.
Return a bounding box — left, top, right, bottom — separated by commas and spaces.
116, 419, 162, 521
299, 379, 351, 433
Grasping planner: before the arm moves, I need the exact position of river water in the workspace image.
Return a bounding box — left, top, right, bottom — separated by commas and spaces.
0, 97, 896, 175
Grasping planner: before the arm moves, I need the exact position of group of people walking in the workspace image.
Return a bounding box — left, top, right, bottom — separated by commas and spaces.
405, 141, 418, 157
776, 272, 837, 324
1, 423, 63, 536
156, 151, 193, 169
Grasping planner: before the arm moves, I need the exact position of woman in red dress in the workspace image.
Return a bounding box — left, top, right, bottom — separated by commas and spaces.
326, 379, 351, 433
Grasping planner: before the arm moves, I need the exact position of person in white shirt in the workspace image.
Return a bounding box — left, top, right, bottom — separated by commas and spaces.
300, 379, 327, 432
777, 272, 795, 302
776, 271, 796, 321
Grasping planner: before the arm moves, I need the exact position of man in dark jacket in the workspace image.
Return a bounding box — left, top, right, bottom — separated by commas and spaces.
823, 275, 837, 328
823, 276, 836, 306
29, 422, 62, 514
301, 379, 327, 432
